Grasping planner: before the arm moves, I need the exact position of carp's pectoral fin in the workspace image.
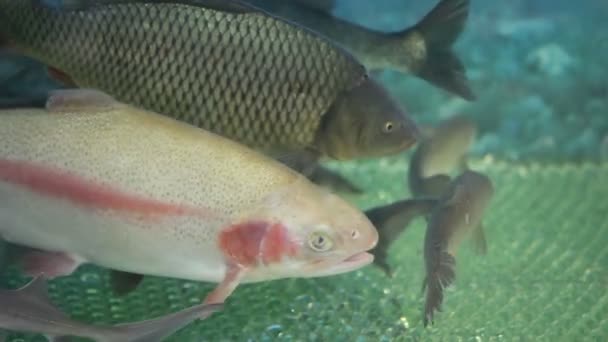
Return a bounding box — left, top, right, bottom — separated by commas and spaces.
20, 251, 83, 279
275, 149, 320, 177
46, 88, 119, 114
309, 166, 362, 194
204, 264, 245, 304
46, 67, 77, 87
110, 270, 145, 296
471, 223, 487, 255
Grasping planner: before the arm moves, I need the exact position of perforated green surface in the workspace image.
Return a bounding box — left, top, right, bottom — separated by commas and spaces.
2, 158, 607, 341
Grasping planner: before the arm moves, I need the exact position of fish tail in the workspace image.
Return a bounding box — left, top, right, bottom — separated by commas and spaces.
401, 0, 475, 101
423, 251, 456, 326
367, 198, 438, 276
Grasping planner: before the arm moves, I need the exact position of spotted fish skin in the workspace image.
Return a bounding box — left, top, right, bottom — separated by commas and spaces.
0, 0, 365, 153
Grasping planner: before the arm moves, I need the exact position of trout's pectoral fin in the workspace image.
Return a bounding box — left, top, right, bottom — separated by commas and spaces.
20, 251, 83, 279
471, 223, 487, 255
46, 89, 119, 114
204, 263, 245, 304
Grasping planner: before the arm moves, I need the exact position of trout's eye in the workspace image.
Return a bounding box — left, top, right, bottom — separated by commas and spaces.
383, 121, 394, 133
308, 232, 333, 252
351, 229, 360, 239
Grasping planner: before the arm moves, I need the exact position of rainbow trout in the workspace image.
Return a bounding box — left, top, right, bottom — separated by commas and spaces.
0, 0, 418, 161
0, 89, 378, 305
249, 0, 475, 100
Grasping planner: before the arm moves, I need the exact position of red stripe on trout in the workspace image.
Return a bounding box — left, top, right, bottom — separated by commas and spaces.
0, 159, 210, 218
219, 221, 297, 267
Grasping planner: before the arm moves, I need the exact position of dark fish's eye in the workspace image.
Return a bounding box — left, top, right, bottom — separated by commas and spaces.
383, 121, 394, 133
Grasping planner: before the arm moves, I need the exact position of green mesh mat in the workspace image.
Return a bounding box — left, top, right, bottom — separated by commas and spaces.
1, 158, 607, 341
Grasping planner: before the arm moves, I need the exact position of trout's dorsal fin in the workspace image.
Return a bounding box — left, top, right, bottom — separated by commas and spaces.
56, 0, 257, 14
46, 89, 120, 113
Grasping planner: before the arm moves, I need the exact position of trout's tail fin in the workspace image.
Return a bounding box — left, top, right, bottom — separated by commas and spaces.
400, 0, 475, 101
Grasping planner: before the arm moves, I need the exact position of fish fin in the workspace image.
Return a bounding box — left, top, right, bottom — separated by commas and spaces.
110, 271, 145, 297
204, 263, 244, 304
309, 167, 362, 194
423, 251, 456, 327
57, 0, 256, 13
471, 223, 487, 255
18, 277, 70, 319
109, 303, 223, 342
366, 198, 438, 276
19, 251, 83, 278
46, 67, 77, 87
46, 88, 119, 113
403, 0, 475, 100
275, 149, 320, 177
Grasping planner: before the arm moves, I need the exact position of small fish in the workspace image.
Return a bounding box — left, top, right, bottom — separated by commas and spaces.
408, 115, 477, 198
422, 170, 493, 326
0, 0, 418, 162
249, 0, 476, 100
0, 89, 378, 305
0, 277, 223, 342
365, 198, 438, 276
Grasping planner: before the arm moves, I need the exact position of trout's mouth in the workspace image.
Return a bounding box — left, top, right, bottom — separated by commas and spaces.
307, 252, 374, 277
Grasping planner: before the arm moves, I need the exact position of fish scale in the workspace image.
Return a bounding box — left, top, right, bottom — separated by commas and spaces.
0, 0, 364, 152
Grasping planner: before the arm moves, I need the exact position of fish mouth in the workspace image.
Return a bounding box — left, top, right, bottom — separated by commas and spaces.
307, 252, 374, 277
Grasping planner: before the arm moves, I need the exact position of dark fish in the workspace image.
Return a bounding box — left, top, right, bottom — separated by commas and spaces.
365, 198, 437, 276
309, 166, 362, 194
0, 0, 418, 161
408, 115, 477, 198
422, 170, 493, 326
0, 277, 222, 342
249, 0, 476, 100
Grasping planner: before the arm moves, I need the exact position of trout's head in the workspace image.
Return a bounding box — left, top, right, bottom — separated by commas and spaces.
316, 77, 419, 160
220, 179, 378, 281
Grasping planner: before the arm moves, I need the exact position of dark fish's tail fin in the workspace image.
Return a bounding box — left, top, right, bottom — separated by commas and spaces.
366, 198, 438, 276
422, 251, 456, 326
105, 303, 223, 342
404, 0, 475, 101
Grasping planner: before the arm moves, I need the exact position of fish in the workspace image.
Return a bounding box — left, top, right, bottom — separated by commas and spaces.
365, 198, 438, 276
422, 170, 493, 326
0, 276, 223, 342
249, 0, 476, 100
408, 115, 477, 198
0, 89, 378, 305
0, 0, 419, 162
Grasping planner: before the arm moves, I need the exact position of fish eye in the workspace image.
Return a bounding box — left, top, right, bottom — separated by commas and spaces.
351, 229, 359, 239
308, 232, 333, 252
383, 121, 394, 133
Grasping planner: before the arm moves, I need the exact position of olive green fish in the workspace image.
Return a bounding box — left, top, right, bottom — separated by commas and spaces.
249, 0, 475, 100
0, 0, 418, 161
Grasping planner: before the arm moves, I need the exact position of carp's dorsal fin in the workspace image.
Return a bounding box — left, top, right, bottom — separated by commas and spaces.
46, 89, 120, 113
56, 0, 257, 14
